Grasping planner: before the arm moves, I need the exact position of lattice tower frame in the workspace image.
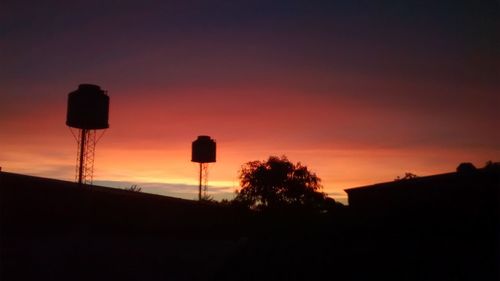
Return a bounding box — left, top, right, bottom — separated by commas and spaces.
69, 128, 106, 185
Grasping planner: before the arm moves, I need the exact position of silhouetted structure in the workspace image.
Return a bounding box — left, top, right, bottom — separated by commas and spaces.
66, 84, 110, 185
0, 171, 244, 281
343, 163, 500, 280
191, 136, 216, 200
345, 162, 500, 215
2, 167, 498, 280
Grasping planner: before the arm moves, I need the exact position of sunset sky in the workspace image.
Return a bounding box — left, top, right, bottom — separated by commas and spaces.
1, 0, 498, 203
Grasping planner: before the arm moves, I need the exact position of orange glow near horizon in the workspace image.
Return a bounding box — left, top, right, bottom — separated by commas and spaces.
1, 84, 498, 203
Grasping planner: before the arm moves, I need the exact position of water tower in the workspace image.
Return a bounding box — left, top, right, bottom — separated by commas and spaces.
191, 136, 216, 200
66, 84, 109, 185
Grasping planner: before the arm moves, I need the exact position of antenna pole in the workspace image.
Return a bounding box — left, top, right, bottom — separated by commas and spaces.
78, 129, 87, 185
199, 162, 202, 200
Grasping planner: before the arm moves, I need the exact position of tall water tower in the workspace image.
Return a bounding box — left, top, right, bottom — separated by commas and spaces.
66, 84, 109, 185
191, 136, 216, 200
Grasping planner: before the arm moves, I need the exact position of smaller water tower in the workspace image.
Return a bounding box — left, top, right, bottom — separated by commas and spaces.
191, 136, 216, 200
66, 84, 110, 185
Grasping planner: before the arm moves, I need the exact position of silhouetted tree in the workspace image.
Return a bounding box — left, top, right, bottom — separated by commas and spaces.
200, 194, 216, 202
124, 184, 142, 192
395, 172, 418, 181
234, 156, 336, 212
484, 160, 499, 169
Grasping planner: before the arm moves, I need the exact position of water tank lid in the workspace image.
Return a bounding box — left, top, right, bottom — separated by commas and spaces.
78, 84, 102, 91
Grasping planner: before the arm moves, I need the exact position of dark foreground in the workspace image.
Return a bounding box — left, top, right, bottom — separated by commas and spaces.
1, 172, 498, 280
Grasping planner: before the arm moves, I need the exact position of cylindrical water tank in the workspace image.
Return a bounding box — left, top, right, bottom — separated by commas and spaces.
66, 84, 109, 129
191, 136, 216, 163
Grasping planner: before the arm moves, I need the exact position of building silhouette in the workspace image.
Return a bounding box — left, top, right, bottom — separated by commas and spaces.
345, 162, 500, 215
